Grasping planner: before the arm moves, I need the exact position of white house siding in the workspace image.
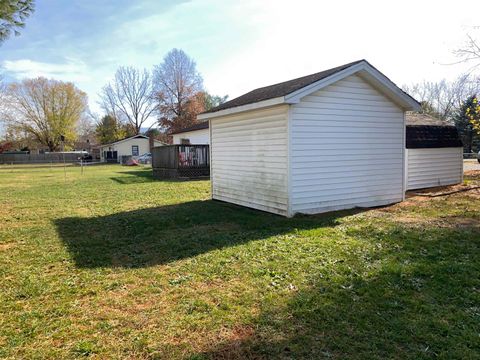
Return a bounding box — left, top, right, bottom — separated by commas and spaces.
406, 147, 463, 190
172, 129, 210, 144
210, 106, 289, 216
290, 74, 405, 215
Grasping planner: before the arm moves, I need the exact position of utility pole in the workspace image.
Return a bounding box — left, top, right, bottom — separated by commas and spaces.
61, 135, 66, 183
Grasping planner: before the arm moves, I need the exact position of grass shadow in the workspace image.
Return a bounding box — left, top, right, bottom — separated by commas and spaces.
110, 169, 157, 184
55, 200, 361, 269
110, 169, 192, 184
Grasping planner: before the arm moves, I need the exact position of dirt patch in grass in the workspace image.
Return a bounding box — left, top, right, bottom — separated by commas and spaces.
380, 195, 430, 213
388, 214, 423, 224
0, 243, 15, 251
375, 181, 480, 228
464, 170, 480, 180
409, 183, 480, 197
464, 188, 480, 199
377, 208, 480, 230
0, 203, 13, 214
436, 216, 480, 229
204, 325, 258, 360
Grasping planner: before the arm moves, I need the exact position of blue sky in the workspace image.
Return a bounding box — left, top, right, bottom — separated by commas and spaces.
1, 0, 479, 123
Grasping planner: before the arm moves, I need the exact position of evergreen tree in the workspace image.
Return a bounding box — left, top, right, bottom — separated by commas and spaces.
0, 0, 35, 44
454, 95, 480, 153
95, 115, 125, 144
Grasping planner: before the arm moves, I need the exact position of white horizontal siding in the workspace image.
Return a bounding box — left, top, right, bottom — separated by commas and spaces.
406, 148, 463, 190
172, 128, 210, 144
101, 138, 152, 162
210, 106, 289, 216
290, 74, 405, 215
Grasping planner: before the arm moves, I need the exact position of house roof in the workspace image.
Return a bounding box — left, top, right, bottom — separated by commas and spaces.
200, 60, 420, 118
170, 121, 209, 135
406, 113, 462, 149
406, 113, 453, 126
100, 135, 165, 147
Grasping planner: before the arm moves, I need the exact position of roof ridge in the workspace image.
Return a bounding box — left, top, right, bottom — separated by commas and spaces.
240, 59, 365, 94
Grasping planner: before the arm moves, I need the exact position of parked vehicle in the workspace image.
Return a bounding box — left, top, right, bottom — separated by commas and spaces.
136, 153, 152, 164
80, 154, 93, 162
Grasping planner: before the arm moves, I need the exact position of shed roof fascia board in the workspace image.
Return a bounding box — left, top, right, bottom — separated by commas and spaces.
197, 96, 285, 120
355, 65, 421, 111
284, 62, 421, 111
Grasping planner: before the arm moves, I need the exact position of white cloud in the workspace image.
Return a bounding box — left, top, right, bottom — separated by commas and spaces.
2, 58, 91, 83
201, 0, 480, 99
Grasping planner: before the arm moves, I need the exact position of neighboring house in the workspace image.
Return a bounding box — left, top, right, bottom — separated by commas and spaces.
198, 60, 421, 217
170, 122, 210, 144
99, 135, 165, 163
406, 113, 463, 190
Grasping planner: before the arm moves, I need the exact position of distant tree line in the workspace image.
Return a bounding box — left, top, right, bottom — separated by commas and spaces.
0, 48, 227, 152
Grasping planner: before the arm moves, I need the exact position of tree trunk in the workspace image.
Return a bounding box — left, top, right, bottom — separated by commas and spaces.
466, 129, 473, 153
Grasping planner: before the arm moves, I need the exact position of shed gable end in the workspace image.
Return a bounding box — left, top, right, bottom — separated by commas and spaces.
289, 74, 405, 215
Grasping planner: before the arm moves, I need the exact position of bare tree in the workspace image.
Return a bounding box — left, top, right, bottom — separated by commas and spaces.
0, 72, 5, 92
454, 30, 480, 69
99, 66, 156, 134
153, 48, 204, 132
76, 112, 96, 145
0, 73, 6, 114
403, 74, 480, 121
5, 77, 87, 151
0, 73, 10, 139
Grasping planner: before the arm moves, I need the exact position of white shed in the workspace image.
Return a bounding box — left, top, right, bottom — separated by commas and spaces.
198, 60, 421, 217
170, 122, 210, 144
405, 113, 463, 190
99, 135, 164, 163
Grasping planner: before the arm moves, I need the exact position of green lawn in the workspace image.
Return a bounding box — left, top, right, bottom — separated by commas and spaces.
1, 165, 479, 359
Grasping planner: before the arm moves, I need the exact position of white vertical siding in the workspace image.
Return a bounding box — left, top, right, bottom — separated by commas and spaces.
290, 74, 405, 215
210, 106, 289, 216
406, 147, 463, 190
172, 129, 210, 145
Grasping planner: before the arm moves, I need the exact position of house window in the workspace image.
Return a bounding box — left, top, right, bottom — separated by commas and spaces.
180, 138, 190, 145
132, 145, 139, 156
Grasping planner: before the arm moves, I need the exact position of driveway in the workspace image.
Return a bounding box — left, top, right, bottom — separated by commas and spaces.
464, 159, 480, 171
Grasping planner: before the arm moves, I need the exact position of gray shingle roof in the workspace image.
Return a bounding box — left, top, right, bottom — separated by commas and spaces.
170, 121, 209, 135
406, 113, 453, 127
